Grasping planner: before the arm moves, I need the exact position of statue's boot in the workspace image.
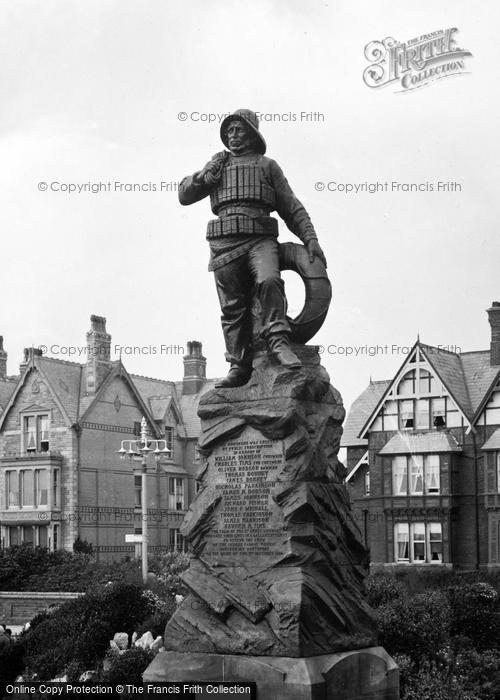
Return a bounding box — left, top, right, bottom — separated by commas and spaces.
215, 364, 252, 388
268, 334, 302, 368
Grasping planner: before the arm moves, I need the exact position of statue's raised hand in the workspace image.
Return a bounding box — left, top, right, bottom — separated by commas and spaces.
195, 151, 228, 186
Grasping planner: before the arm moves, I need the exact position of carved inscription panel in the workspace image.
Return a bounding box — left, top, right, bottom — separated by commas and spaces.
205, 427, 286, 560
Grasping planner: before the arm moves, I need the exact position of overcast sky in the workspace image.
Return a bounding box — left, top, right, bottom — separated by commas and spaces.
1, 0, 498, 411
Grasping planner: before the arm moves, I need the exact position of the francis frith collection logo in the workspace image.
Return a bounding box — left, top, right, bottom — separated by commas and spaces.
363, 28, 472, 92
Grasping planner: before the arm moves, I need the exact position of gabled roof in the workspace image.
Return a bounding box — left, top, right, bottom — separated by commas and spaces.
419, 345, 473, 419
462, 352, 500, 421
341, 380, 391, 447
358, 341, 421, 439
0, 358, 80, 429
79, 363, 163, 438
460, 351, 497, 413
359, 342, 476, 438
0, 379, 18, 414
378, 431, 462, 455
129, 374, 176, 402
35, 357, 83, 424
128, 374, 183, 423
77, 361, 121, 419
347, 341, 500, 444
419, 345, 500, 424
0, 351, 218, 440
148, 396, 174, 421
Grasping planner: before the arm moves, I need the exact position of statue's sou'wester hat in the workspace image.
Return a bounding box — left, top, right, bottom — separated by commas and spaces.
220, 109, 267, 155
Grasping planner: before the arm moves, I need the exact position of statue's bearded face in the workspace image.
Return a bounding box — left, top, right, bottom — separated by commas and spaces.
226, 120, 255, 155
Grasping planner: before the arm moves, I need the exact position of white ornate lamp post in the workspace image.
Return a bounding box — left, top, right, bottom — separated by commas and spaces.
117, 416, 171, 584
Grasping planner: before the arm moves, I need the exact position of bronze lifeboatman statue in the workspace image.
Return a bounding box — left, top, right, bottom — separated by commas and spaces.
178, 108, 330, 387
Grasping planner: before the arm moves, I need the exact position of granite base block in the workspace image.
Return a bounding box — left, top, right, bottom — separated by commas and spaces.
143, 646, 399, 700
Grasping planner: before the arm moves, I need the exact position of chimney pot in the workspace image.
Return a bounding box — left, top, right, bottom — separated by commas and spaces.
90, 315, 107, 333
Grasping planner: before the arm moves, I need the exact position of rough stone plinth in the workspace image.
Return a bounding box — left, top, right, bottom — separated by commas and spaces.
163, 346, 377, 657
143, 647, 399, 699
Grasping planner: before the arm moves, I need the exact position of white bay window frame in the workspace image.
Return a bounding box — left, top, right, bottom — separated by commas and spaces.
392, 454, 441, 496
4, 466, 60, 510
394, 522, 443, 564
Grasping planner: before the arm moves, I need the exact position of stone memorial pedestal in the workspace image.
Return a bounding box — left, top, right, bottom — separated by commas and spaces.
144, 346, 399, 699
144, 647, 399, 699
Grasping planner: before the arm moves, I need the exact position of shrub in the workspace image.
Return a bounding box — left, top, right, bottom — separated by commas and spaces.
22, 614, 77, 680
0, 545, 54, 590
73, 537, 94, 555
135, 612, 170, 639
147, 551, 191, 599
21, 583, 154, 680
364, 572, 405, 607
0, 545, 144, 592
397, 648, 500, 700
377, 590, 451, 665
454, 648, 500, 700
383, 567, 500, 597
94, 583, 153, 633
0, 639, 26, 696
71, 620, 114, 672
394, 567, 458, 595
0, 547, 192, 594
449, 582, 500, 650
140, 589, 172, 617
100, 648, 154, 688
135, 589, 176, 638
400, 660, 481, 700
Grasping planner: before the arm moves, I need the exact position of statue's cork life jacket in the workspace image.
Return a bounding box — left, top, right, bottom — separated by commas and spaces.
207, 161, 279, 239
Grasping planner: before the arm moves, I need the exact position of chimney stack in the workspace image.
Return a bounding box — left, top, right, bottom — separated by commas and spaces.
85, 315, 112, 395
0, 337, 7, 379
183, 341, 206, 395
19, 347, 43, 373
487, 302, 500, 366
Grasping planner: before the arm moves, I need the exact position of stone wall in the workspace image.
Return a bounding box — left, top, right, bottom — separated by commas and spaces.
0, 590, 82, 625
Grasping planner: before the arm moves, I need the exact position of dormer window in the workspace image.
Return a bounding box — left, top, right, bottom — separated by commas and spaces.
23, 414, 50, 453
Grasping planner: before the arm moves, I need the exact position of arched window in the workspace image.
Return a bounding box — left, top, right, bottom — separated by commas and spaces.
397, 370, 416, 396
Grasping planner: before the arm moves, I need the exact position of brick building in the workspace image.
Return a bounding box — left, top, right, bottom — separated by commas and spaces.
343, 303, 500, 571
0, 316, 214, 559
